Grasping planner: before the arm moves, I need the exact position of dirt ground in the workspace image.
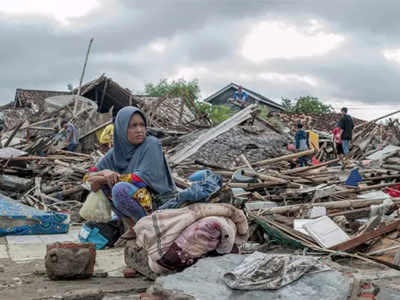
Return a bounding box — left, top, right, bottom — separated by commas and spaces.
0, 258, 152, 300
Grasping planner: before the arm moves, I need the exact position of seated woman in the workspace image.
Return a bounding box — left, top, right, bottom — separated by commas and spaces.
84, 106, 176, 233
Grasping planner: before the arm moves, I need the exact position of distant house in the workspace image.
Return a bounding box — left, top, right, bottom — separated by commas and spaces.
13, 88, 71, 111
203, 82, 284, 112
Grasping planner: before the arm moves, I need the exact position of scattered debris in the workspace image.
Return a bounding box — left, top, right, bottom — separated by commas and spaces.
1, 78, 400, 299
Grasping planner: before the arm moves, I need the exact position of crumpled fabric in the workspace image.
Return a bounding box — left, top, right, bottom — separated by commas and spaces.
159, 173, 223, 209
223, 252, 330, 290
156, 216, 235, 272
134, 203, 248, 273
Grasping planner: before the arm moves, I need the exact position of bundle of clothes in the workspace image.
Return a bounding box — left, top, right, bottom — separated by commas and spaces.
129, 203, 249, 277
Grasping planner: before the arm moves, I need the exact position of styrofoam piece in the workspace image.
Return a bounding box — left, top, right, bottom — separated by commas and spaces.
302, 216, 350, 248
293, 219, 314, 236
307, 206, 326, 218
358, 191, 391, 200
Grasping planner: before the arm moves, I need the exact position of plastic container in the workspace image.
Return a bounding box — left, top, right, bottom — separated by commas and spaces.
232, 168, 257, 183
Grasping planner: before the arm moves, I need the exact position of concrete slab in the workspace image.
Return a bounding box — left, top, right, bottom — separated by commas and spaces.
5, 226, 126, 274
9, 243, 46, 262
155, 254, 353, 300
0, 245, 8, 259
376, 287, 400, 300
7, 228, 81, 262
95, 247, 125, 275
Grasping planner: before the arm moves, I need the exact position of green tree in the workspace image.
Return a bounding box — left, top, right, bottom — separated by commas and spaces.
281, 97, 293, 111
195, 102, 234, 125
145, 78, 200, 100
282, 96, 334, 114
144, 78, 234, 125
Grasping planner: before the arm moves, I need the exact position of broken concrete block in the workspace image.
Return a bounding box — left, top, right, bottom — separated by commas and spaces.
154, 254, 353, 300
293, 219, 314, 236
45, 242, 96, 280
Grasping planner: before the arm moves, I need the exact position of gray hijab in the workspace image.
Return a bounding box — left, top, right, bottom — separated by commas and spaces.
96, 106, 176, 195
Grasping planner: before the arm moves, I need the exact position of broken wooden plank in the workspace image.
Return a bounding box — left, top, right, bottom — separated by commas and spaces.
354, 109, 400, 130
4, 121, 24, 148
193, 159, 234, 171
78, 120, 112, 141
283, 158, 340, 175
330, 220, 400, 252
241, 170, 288, 184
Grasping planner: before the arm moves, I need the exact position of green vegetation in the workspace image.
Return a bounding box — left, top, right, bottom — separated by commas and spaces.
144, 78, 234, 125
281, 96, 334, 114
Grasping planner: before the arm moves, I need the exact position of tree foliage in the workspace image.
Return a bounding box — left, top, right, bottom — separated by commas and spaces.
145, 78, 200, 100
144, 78, 233, 125
281, 96, 334, 114
196, 102, 234, 125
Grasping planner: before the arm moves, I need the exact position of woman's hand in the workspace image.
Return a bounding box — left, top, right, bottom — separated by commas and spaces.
103, 170, 120, 188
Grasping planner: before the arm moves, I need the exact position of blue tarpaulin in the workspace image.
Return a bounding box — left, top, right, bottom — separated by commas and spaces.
0, 192, 69, 236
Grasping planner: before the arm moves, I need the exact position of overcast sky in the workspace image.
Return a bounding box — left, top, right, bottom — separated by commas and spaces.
1, 0, 400, 120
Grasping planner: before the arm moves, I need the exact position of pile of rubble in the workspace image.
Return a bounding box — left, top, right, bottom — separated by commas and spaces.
2, 77, 400, 299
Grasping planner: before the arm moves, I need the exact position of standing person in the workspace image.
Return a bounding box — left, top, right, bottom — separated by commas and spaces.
295, 123, 309, 167
337, 107, 354, 155
61, 120, 79, 152
332, 123, 344, 157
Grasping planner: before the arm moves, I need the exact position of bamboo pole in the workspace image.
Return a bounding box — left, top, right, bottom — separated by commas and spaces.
74, 38, 94, 116
328, 182, 400, 197
355, 109, 400, 130
283, 158, 340, 175
382, 164, 400, 172
252, 149, 315, 167
261, 197, 400, 215
242, 170, 288, 184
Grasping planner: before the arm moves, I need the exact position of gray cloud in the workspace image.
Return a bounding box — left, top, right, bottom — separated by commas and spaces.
1, 0, 400, 119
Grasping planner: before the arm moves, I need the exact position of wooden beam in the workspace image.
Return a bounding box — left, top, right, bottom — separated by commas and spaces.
283, 158, 340, 175
99, 78, 109, 111
4, 121, 24, 148
78, 120, 112, 141
252, 149, 315, 167
242, 170, 288, 184
261, 197, 400, 214
355, 109, 400, 130
330, 220, 400, 251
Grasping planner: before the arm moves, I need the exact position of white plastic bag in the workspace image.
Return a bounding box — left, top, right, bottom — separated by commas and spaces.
79, 190, 112, 223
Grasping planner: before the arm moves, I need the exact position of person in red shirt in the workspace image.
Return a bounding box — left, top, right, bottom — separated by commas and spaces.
332, 123, 344, 156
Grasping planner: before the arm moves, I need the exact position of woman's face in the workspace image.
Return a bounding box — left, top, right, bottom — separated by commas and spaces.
127, 113, 146, 145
